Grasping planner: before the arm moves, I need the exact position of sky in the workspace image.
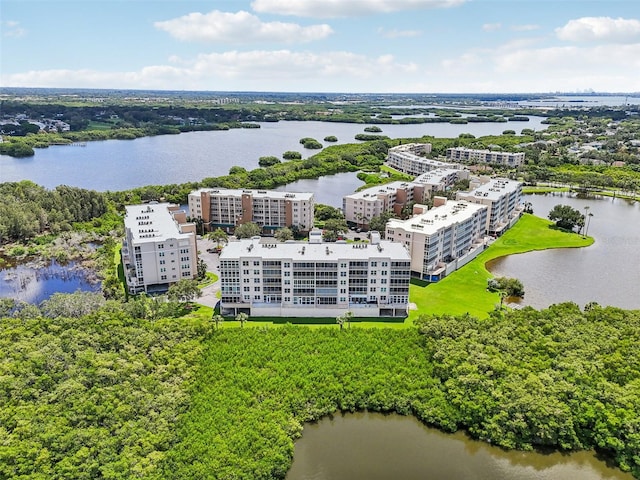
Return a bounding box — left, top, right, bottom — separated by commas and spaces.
1, 0, 639, 93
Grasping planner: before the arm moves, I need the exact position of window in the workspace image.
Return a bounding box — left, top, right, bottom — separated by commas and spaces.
244, 286, 250, 292
160, 260, 165, 265
253, 261, 260, 266
254, 278, 260, 283
254, 287, 261, 292
243, 261, 249, 266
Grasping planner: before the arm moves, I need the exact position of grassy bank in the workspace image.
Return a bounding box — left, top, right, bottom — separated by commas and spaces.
407, 213, 593, 320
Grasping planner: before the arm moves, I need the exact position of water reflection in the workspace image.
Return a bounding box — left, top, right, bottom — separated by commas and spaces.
488, 193, 640, 310
286, 412, 633, 480
0, 259, 100, 304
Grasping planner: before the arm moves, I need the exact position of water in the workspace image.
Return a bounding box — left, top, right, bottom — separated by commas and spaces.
488, 193, 640, 310
0, 117, 547, 191
286, 412, 633, 480
0, 260, 100, 305
517, 95, 640, 108
274, 172, 363, 208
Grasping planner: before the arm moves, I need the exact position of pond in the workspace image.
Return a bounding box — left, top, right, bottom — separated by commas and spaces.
275, 171, 364, 208
488, 193, 640, 310
286, 412, 634, 480
0, 259, 101, 305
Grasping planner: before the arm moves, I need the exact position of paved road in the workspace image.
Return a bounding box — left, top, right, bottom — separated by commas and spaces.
197, 237, 221, 309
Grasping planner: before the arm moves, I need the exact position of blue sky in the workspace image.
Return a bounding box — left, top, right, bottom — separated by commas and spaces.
2, 0, 639, 93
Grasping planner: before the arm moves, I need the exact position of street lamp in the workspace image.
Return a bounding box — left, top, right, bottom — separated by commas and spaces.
582, 206, 590, 237
585, 212, 594, 238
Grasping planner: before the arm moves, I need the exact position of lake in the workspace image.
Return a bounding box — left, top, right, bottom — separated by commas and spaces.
286, 412, 633, 480
488, 193, 640, 310
0, 117, 547, 191
274, 171, 364, 208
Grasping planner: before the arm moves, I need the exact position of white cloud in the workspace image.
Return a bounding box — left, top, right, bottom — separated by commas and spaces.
482, 23, 502, 32
251, 0, 466, 18
556, 17, 640, 44
2, 20, 26, 38
154, 10, 332, 44
377, 27, 422, 38
0, 50, 419, 92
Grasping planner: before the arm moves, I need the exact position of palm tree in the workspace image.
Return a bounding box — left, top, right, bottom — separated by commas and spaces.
212, 314, 224, 330
236, 312, 249, 328
207, 228, 228, 250
336, 313, 346, 331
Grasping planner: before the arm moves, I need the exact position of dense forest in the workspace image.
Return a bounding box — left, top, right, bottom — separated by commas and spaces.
2, 304, 638, 479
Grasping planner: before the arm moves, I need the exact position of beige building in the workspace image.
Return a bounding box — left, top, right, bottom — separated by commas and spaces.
188, 188, 315, 234
343, 168, 468, 229
122, 203, 198, 294
456, 178, 523, 235
386, 143, 459, 175
386, 199, 488, 281
219, 232, 411, 318
446, 147, 525, 167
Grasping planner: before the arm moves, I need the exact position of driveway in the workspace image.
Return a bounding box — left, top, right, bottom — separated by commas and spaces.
197, 237, 221, 308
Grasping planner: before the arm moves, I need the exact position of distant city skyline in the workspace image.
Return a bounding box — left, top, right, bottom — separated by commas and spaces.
2, 0, 639, 93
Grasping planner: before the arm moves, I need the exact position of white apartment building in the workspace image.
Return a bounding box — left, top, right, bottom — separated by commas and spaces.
342, 168, 469, 229
386, 143, 459, 176
456, 178, 523, 235
386, 199, 488, 282
122, 203, 198, 294
188, 188, 315, 234
446, 147, 525, 167
219, 232, 411, 318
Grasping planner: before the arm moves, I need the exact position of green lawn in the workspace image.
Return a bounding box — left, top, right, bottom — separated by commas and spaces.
408, 213, 593, 321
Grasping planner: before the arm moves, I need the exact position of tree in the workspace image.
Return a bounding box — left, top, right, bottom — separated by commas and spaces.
368, 212, 393, 235
207, 228, 228, 248
258, 156, 281, 167
315, 204, 343, 221
487, 277, 525, 309
197, 258, 208, 280
523, 202, 534, 214
274, 227, 293, 242
548, 204, 585, 232
336, 311, 354, 330
235, 222, 261, 239
212, 314, 225, 330
282, 150, 302, 160
167, 279, 201, 303
323, 218, 348, 240
229, 166, 247, 175
236, 312, 249, 328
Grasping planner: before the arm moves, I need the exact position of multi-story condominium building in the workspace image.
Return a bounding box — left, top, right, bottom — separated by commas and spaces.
446, 147, 525, 167
456, 178, 523, 235
386, 143, 459, 176
342, 168, 469, 229
188, 188, 314, 234
385, 199, 488, 282
122, 203, 198, 294
219, 232, 411, 318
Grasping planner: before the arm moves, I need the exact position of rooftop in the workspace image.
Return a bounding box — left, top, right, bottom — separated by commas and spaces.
221, 237, 410, 261
124, 203, 192, 243
386, 200, 487, 236
458, 178, 522, 201
191, 188, 313, 201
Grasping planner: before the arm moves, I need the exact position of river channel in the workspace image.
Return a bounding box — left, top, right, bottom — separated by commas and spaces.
0, 117, 547, 191
488, 193, 640, 310
286, 412, 633, 480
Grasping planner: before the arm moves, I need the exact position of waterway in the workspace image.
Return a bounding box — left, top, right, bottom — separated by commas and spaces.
286, 412, 633, 480
0, 117, 547, 191
488, 193, 640, 310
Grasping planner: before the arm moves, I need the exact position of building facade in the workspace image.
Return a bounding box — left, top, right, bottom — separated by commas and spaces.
122, 203, 198, 294
456, 178, 524, 235
342, 169, 469, 230
386, 143, 459, 176
188, 188, 314, 234
219, 233, 411, 318
446, 147, 525, 167
386, 199, 488, 281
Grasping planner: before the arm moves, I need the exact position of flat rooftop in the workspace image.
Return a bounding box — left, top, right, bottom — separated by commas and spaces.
345, 181, 413, 200
125, 203, 192, 243
221, 237, 410, 261
191, 188, 313, 201
458, 178, 522, 201
386, 200, 487, 236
